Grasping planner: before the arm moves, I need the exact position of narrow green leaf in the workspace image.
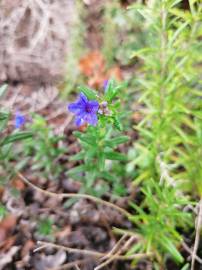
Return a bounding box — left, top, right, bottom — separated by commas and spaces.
105, 136, 129, 147
180, 264, 190, 270
130, 48, 154, 59
105, 80, 126, 102
74, 131, 96, 145
170, 0, 183, 8
160, 236, 184, 263
81, 135, 96, 145
99, 171, 116, 182
1, 132, 33, 146
0, 112, 9, 121
70, 151, 85, 161
169, 8, 191, 22
98, 152, 105, 171
73, 131, 83, 138
67, 164, 86, 175
168, 22, 188, 47
126, 242, 143, 256
104, 150, 127, 161
113, 116, 123, 131
78, 86, 97, 100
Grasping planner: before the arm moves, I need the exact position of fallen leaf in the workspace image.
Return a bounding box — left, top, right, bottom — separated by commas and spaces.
0, 214, 17, 231
106, 66, 123, 81
21, 239, 35, 258
11, 177, 25, 191
55, 226, 71, 239
0, 186, 4, 199
0, 236, 16, 252
0, 215, 17, 242
0, 227, 7, 243
79, 51, 105, 77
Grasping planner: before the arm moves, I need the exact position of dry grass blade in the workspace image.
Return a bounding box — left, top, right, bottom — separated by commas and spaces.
100, 234, 128, 262
34, 240, 151, 262
182, 241, 202, 264
95, 236, 137, 270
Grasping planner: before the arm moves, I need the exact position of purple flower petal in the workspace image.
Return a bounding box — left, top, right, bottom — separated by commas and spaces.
79, 92, 88, 104
75, 116, 84, 127
68, 102, 81, 113
85, 113, 98, 126
88, 100, 99, 113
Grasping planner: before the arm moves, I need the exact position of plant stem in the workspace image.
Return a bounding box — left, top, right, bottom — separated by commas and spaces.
191, 198, 202, 270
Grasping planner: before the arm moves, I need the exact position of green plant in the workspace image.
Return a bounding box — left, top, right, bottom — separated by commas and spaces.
129, 180, 192, 265
21, 115, 66, 180
67, 81, 130, 197
37, 217, 53, 236
125, 0, 202, 267
0, 84, 32, 184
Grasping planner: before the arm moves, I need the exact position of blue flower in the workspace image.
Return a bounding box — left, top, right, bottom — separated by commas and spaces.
15, 112, 26, 129
68, 92, 99, 127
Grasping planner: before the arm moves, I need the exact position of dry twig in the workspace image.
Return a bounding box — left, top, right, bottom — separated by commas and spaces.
191, 199, 202, 270
17, 172, 130, 217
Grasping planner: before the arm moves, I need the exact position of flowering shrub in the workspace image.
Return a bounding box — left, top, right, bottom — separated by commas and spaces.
68, 81, 129, 196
